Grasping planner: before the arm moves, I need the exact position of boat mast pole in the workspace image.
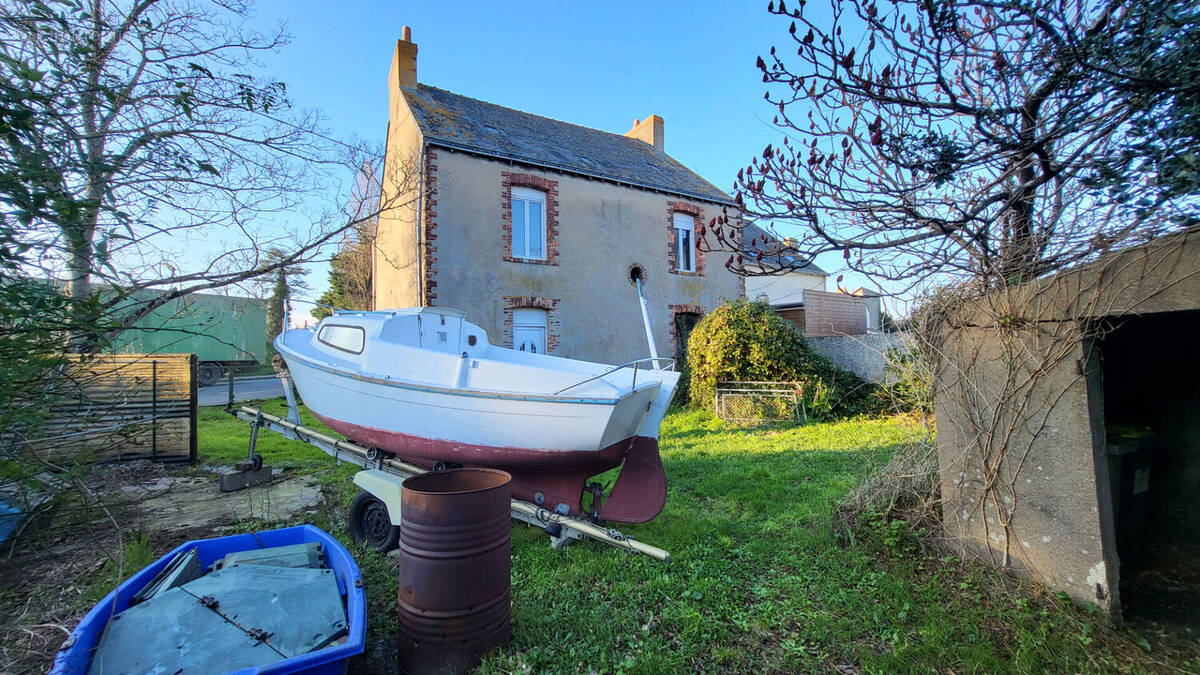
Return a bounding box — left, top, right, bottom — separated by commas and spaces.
635, 277, 659, 362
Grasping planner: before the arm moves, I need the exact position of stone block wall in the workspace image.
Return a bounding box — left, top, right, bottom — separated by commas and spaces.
806, 332, 911, 383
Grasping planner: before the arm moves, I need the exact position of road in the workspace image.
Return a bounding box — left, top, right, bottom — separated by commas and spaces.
198, 375, 285, 406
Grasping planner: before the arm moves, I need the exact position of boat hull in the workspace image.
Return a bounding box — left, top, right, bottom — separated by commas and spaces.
287, 352, 658, 453
276, 310, 678, 523
312, 411, 668, 522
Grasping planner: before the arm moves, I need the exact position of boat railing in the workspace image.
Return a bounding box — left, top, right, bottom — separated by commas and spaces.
552, 357, 676, 395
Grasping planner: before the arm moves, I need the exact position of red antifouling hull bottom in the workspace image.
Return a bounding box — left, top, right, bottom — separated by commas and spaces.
396, 468, 512, 674
312, 410, 669, 523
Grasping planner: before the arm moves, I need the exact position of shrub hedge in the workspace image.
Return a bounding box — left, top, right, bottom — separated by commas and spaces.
686, 298, 875, 420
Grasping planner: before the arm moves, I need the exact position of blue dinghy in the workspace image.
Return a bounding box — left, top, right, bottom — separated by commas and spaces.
50, 525, 365, 675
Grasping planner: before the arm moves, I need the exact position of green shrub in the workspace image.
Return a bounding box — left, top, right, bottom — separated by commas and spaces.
873, 344, 934, 415
670, 357, 692, 408
686, 299, 875, 420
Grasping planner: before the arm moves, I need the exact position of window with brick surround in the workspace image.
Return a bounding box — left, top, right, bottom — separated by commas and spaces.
673, 213, 695, 273
511, 187, 546, 260
504, 296, 560, 353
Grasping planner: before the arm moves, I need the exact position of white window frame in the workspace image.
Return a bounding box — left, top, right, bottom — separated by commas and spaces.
318, 324, 365, 354
510, 187, 547, 260
512, 308, 548, 354
673, 212, 695, 273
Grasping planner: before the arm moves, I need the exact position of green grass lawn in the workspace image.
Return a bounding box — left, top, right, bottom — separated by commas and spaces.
198, 402, 1174, 673
197, 400, 344, 470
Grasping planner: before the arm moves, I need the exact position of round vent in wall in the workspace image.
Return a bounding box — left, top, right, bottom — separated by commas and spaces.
628, 263, 647, 286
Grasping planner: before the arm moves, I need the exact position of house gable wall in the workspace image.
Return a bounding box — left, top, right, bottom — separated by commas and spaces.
374, 87, 425, 309
745, 271, 825, 306
422, 149, 743, 363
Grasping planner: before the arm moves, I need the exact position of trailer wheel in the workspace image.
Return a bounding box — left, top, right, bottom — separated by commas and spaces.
348, 490, 400, 552
197, 362, 224, 386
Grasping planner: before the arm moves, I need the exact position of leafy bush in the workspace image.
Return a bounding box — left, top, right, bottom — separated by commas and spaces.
873, 344, 934, 415
670, 357, 692, 409
686, 299, 875, 420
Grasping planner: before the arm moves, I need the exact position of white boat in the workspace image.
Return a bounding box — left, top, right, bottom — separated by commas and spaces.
275, 307, 679, 523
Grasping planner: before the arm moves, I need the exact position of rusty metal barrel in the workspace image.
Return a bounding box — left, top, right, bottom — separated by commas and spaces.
396, 468, 512, 674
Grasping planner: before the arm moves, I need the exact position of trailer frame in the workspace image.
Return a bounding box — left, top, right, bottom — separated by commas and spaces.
229, 377, 671, 562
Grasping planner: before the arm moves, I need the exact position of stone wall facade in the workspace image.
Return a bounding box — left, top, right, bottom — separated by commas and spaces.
397, 148, 743, 364
806, 332, 911, 383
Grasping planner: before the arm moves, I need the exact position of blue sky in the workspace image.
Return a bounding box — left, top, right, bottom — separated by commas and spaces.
245, 0, 875, 302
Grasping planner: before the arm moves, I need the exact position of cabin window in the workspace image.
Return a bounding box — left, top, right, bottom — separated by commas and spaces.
512, 308, 547, 354
673, 213, 695, 273
318, 324, 365, 354
511, 187, 546, 260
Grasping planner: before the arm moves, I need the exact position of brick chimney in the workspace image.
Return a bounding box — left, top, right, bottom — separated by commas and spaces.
391, 26, 418, 89
625, 115, 664, 153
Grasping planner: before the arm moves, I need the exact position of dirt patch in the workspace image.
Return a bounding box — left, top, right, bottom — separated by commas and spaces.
351, 637, 399, 674
131, 474, 322, 530
1121, 536, 1200, 660
0, 465, 327, 674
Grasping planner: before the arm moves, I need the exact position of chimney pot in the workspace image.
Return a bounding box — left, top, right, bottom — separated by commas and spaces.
401, 26, 412, 42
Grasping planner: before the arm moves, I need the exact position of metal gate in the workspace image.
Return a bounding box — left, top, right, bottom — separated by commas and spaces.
715, 381, 806, 424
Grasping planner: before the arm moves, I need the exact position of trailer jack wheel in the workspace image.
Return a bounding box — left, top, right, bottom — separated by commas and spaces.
348, 490, 400, 553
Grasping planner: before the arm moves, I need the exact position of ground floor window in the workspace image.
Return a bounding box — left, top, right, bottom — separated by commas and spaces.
512, 308, 548, 354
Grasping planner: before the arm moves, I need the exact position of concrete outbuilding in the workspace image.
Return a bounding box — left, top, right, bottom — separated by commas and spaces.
933, 228, 1200, 620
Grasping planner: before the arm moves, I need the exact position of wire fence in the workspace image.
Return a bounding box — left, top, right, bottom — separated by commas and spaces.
715, 381, 807, 425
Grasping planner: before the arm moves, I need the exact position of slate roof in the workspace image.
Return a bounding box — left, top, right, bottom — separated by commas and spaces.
742, 223, 828, 276
400, 84, 735, 205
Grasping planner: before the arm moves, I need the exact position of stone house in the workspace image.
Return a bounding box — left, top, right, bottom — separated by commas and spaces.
372, 29, 744, 366
933, 227, 1200, 617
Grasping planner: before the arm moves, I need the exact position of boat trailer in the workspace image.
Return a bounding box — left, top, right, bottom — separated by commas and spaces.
228, 380, 670, 562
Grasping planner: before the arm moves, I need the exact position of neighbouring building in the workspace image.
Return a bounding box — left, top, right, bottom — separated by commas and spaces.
933, 228, 1200, 616
742, 223, 829, 307
372, 28, 744, 366
740, 223, 907, 381
843, 287, 883, 332
740, 223, 883, 337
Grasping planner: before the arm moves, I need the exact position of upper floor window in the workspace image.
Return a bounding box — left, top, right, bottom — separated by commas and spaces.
511, 187, 546, 260
673, 213, 695, 273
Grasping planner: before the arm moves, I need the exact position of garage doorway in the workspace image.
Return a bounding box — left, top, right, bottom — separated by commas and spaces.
1095, 310, 1200, 629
